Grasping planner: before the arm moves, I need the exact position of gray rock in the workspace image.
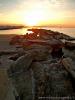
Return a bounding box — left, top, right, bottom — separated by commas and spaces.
8, 53, 33, 76
7, 29, 75, 99
62, 57, 75, 79
65, 41, 75, 50
8, 53, 34, 100
30, 61, 75, 97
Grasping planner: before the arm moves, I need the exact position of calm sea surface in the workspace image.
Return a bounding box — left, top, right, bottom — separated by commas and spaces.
0, 27, 75, 37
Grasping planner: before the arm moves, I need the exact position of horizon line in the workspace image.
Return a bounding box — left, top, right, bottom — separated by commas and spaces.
0, 24, 75, 28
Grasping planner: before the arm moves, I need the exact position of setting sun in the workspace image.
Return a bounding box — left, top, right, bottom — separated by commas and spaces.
24, 12, 44, 26
21, 2, 64, 27
22, 4, 46, 26
25, 13, 39, 26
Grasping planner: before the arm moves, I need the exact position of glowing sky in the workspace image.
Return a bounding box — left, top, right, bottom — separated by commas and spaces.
0, 0, 75, 26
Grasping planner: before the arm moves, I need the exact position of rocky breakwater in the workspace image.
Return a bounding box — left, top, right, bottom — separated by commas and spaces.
8, 28, 75, 100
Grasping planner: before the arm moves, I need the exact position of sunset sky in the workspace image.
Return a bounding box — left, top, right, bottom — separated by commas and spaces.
0, 0, 75, 27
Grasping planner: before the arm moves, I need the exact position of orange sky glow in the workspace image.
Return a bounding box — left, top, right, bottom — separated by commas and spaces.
0, 0, 75, 27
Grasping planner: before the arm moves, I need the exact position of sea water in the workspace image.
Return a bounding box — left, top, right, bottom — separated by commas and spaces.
0, 27, 75, 37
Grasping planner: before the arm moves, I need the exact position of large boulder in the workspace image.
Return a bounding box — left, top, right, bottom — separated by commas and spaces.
62, 57, 75, 79
63, 48, 75, 60
27, 48, 49, 61
9, 49, 25, 61
8, 53, 33, 75
31, 60, 75, 98
8, 53, 34, 100
9, 35, 22, 45
8, 54, 75, 99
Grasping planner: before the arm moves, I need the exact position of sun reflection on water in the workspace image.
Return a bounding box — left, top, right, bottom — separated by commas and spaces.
19, 28, 27, 35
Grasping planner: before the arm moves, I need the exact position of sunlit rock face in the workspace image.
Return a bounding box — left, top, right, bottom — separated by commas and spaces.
9, 35, 23, 45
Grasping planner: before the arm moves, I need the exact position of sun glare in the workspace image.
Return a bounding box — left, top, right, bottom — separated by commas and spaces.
25, 11, 44, 26
21, 3, 62, 26
25, 15, 38, 26
22, 5, 46, 26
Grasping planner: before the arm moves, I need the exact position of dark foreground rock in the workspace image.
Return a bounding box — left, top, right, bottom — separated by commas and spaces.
65, 41, 75, 50
8, 28, 75, 100
8, 55, 75, 100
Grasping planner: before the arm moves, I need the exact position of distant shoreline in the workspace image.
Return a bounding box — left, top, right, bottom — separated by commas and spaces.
0, 26, 75, 30
0, 27, 23, 30
0, 26, 25, 30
